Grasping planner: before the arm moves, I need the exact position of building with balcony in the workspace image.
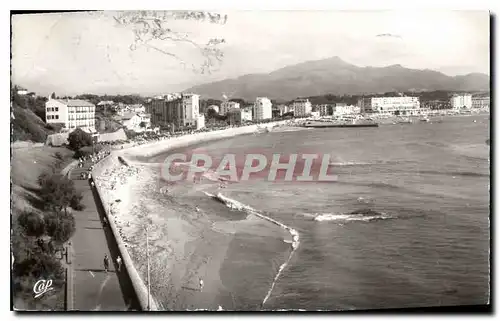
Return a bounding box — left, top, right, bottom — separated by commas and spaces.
318, 104, 333, 116
45, 98, 96, 133
292, 99, 312, 117
220, 101, 240, 115
253, 97, 272, 120
358, 96, 420, 115
450, 94, 473, 109
227, 108, 253, 125
472, 95, 490, 109
146, 93, 202, 130
333, 104, 361, 116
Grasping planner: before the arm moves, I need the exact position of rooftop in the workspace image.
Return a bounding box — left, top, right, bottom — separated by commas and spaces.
54, 99, 95, 107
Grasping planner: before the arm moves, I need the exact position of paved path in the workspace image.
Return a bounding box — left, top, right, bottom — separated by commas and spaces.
69, 162, 141, 311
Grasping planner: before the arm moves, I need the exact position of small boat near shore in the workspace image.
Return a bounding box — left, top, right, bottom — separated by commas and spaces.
303, 119, 379, 128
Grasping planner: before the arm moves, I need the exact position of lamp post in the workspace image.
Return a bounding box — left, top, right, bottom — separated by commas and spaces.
145, 225, 151, 311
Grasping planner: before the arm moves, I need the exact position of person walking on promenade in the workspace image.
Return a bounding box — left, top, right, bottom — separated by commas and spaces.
104, 254, 109, 273
116, 255, 122, 272
199, 278, 204, 292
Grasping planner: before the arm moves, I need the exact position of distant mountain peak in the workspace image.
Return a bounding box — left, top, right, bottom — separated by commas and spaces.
186, 57, 489, 100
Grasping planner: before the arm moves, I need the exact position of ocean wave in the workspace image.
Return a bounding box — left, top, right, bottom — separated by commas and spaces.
314, 209, 391, 222
417, 170, 489, 178
329, 160, 409, 167
329, 161, 371, 166
204, 191, 300, 307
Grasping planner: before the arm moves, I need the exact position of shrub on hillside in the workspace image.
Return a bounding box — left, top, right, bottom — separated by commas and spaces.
12, 107, 48, 143
13, 250, 64, 278
17, 211, 46, 238
37, 172, 81, 214
45, 123, 65, 133
70, 192, 85, 211
73, 145, 102, 159
68, 128, 92, 151
44, 212, 76, 245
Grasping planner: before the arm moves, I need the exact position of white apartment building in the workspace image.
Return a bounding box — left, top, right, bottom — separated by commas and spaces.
292, 99, 312, 117
253, 97, 272, 120
241, 107, 252, 122
220, 101, 240, 115
277, 105, 290, 116
45, 98, 96, 132
318, 104, 332, 116
370, 96, 421, 115
333, 104, 361, 116
196, 115, 205, 130
451, 94, 473, 109
181, 93, 200, 127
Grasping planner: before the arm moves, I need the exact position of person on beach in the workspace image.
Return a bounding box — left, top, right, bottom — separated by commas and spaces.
199, 278, 204, 292
104, 254, 110, 273
116, 255, 122, 272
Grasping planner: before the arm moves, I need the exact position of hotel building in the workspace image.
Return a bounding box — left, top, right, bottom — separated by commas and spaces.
292, 99, 312, 117
472, 95, 490, 109
220, 101, 240, 115
449, 94, 472, 110
45, 98, 96, 132
147, 93, 203, 129
358, 96, 420, 115
253, 97, 272, 120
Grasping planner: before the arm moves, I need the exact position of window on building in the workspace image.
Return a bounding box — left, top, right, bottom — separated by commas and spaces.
55, 107, 58, 111
55, 115, 59, 119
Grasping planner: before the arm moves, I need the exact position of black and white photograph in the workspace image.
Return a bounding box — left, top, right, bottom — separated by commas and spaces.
9, 9, 491, 312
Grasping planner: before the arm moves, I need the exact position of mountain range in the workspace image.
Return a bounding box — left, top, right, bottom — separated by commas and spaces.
185, 57, 489, 101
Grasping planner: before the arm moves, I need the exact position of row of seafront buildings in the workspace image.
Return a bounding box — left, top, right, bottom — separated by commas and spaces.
43, 91, 490, 134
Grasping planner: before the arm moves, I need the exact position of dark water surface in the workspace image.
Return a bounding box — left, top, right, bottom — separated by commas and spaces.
146, 115, 490, 310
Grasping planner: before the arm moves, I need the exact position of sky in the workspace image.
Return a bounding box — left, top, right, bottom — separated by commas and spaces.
11, 10, 490, 96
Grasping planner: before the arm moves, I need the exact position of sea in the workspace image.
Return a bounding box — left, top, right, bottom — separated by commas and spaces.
139, 114, 490, 310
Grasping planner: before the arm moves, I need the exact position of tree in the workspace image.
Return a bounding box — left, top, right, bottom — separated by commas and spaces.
17, 211, 46, 238
50, 92, 56, 99
44, 212, 76, 245
68, 128, 93, 151
38, 173, 80, 214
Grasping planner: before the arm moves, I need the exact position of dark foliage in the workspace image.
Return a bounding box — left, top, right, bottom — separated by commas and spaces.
37, 172, 79, 214
70, 193, 85, 211
44, 212, 76, 245
68, 128, 92, 151
17, 211, 46, 238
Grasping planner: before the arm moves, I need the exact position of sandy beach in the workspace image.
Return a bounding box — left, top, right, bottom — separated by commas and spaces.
92, 121, 294, 310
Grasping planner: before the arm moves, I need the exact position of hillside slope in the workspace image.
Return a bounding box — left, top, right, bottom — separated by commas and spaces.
186, 57, 490, 101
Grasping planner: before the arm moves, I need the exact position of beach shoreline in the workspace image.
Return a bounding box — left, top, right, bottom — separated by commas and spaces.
92, 120, 295, 310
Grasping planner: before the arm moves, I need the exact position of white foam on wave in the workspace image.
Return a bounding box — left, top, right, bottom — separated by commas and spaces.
204, 192, 300, 308
313, 213, 391, 222
329, 161, 371, 166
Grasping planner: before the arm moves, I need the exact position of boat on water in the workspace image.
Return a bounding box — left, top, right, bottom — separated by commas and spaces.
303, 120, 379, 128
420, 117, 430, 122
398, 118, 413, 124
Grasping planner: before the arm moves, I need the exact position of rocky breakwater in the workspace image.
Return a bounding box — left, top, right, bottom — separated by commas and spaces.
92, 154, 159, 311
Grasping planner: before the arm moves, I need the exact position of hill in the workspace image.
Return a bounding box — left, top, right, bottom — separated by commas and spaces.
186, 57, 490, 101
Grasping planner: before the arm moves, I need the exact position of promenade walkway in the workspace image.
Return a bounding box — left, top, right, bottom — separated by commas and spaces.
68, 162, 140, 311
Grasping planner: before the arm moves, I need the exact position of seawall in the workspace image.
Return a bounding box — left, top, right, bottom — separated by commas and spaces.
91, 154, 159, 311
90, 121, 287, 311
